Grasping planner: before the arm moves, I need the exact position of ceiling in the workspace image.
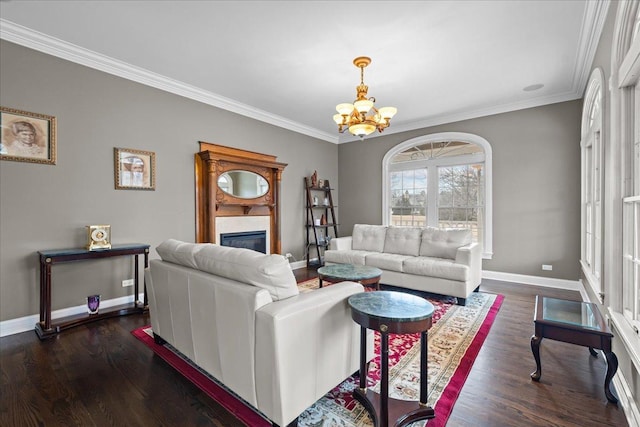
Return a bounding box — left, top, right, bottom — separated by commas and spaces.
0, 1, 608, 143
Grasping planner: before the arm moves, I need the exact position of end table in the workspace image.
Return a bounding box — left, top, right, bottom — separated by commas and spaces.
348, 291, 435, 427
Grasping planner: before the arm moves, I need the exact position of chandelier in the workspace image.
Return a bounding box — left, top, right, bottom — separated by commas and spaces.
333, 56, 397, 137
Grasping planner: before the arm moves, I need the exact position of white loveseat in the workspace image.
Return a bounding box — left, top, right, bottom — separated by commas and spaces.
145, 239, 372, 427
324, 224, 482, 305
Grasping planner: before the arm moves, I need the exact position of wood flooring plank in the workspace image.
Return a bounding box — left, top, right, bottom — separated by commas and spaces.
0, 272, 629, 427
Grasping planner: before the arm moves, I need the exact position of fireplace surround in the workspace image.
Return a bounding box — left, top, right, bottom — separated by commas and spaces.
194, 142, 287, 254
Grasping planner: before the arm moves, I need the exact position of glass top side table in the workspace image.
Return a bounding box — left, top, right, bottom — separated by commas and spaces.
318, 264, 383, 290
348, 291, 435, 427
530, 295, 618, 404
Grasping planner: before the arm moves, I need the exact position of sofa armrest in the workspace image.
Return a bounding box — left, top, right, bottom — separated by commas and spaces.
455, 242, 482, 287
329, 235, 352, 250
254, 281, 372, 426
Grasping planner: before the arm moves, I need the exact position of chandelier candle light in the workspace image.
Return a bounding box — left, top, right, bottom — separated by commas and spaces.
333, 56, 397, 138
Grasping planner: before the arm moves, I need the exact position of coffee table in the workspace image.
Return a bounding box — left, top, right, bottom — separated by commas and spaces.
530, 295, 618, 404
317, 264, 382, 290
348, 291, 435, 427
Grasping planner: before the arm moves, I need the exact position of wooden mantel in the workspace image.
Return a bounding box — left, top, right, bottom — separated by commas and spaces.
194, 142, 287, 254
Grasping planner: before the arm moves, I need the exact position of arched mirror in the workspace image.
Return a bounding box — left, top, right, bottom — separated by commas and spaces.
217, 170, 269, 199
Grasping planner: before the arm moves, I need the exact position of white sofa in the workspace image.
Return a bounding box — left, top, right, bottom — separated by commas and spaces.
324, 224, 482, 305
145, 239, 372, 427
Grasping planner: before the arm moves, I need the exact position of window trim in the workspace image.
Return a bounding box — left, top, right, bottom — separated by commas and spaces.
382, 132, 493, 258
580, 67, 605, 303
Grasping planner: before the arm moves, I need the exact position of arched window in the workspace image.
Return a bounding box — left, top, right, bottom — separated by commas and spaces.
382, 132, 493, 258
580, 68, 604, 301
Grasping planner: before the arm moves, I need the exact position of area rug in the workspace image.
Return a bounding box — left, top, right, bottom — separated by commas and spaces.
132, 279, 503, 427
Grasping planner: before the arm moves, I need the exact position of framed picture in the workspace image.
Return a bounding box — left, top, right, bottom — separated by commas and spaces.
0, 107, 56, 165
114, 147, 156, 190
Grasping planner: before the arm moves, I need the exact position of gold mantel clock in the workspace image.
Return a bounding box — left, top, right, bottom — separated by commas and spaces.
86, 225, 111, 250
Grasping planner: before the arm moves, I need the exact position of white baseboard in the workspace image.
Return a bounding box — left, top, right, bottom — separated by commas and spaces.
612, 370, 640, 427
0, 294, 142, 338
290, 260, 307, 270
0, 269, 582, 337
482, 270, 582, 291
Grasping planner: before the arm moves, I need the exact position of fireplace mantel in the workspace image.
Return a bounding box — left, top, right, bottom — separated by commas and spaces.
194, 142, 287, 254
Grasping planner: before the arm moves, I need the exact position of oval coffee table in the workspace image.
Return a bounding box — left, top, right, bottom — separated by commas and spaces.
348, 291, 435, 427
317, 264, 382, 290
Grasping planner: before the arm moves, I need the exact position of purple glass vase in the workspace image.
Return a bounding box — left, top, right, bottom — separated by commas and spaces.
87, 294, 101, 314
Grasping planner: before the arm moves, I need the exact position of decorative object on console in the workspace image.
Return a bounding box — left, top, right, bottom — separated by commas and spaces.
317, 179, 324, 189
333, 56, 397, 138
86, 225, 111, 250
87, 294, 101, 314
0, 106, 57, 165
114, 147, 156, 190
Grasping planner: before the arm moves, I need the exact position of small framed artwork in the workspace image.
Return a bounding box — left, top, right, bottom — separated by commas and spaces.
0, 106, 57, 165
114, 147, 156, 190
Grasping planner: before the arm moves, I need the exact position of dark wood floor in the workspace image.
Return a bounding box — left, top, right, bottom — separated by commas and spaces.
0, 270, 628, 427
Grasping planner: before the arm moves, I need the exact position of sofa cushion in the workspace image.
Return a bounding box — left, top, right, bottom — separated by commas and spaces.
403, 256, 469, 282
171, 242, 299, 301
324, 249, 369, 266
365, 252, 413, 272
352, 224, 387, 252
383, 226, 422, 256
419, 228, 472, 260
156, 239, 211, 268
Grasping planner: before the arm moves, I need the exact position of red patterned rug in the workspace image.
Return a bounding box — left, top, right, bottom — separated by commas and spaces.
132, 279, 503, 426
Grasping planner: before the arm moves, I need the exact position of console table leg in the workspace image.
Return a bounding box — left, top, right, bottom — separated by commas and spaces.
530, 335, 542, 381
604, 351, 619, 404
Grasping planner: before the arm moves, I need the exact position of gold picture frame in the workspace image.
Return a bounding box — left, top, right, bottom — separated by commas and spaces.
0, 107, 57, 165
114, 147, 156, 190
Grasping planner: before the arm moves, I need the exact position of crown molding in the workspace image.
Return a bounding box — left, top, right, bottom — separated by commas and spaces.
339, 89, 583, 143
0, 19, 338, 144
571, 0, 611, 96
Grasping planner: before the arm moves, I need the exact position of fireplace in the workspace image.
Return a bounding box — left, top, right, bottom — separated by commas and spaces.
220, 230, 267, 254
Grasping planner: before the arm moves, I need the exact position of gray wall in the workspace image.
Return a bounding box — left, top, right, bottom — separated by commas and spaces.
338, 100, 582, 281
0, 40, 338, 321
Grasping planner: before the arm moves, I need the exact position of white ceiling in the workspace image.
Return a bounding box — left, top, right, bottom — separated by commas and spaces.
0, 1, 608, 143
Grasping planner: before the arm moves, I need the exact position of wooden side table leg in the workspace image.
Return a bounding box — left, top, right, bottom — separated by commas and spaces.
420, 330, 428, 404
604, 351, 619, 404
530, 335, 542, 381
359, 326, 367, 390
380, 330, 389, 427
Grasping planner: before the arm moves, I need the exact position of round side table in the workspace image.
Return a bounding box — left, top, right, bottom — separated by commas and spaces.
348, 291, 435, 427
317, 264, 382, 290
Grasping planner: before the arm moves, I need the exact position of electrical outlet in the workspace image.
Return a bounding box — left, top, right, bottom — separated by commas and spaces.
122, 279, 134, 287
542, 264, 553, 271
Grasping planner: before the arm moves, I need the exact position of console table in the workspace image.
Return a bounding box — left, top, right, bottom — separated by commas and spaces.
530, 295, 618, 404
36, 243, 150, 340
348, 291, 435, 427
